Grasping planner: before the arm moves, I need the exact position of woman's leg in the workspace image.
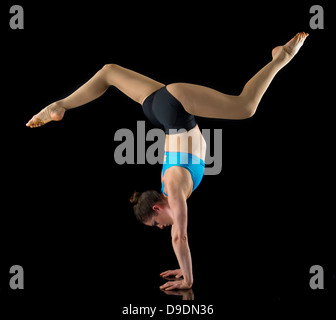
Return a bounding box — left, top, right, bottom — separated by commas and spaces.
26, 64, 164, 127
166, 32, 308, 120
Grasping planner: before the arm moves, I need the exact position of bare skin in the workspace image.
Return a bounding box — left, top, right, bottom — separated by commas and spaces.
25, 32, 308, 291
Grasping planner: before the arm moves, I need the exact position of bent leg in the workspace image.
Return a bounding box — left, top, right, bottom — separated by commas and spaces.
167, 32, 308, 120
103, 64, 164, 105
27, 64, 164, 128
61, 64, 164, 108
166, 58, 283, 120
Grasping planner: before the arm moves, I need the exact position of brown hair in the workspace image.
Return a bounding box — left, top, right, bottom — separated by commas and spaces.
130, 190, 164, 223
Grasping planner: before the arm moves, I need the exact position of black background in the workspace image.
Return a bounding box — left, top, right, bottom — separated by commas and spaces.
1, 0, 335, 317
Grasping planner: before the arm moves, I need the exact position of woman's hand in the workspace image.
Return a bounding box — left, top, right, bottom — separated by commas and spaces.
160, 279, 192, 291
160, 269, 192, 291
161, 288, 195, 300
160, 269, 183, 279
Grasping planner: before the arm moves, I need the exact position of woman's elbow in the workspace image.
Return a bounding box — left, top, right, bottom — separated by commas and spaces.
172, 233, 188, 243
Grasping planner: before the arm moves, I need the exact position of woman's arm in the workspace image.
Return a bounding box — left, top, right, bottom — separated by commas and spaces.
171, 221, 193, 287
160, 186, 193, 290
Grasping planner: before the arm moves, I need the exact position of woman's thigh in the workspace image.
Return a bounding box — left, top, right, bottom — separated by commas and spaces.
166, 83, 248, 120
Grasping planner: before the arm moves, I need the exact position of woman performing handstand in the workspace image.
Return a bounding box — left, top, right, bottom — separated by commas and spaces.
27, 33, 308, 291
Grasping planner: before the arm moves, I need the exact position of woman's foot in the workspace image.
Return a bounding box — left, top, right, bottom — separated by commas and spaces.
26, 102, 66, 128
272, 32, 309, 65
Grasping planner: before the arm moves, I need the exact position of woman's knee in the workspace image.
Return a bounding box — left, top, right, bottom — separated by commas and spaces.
102, 63, 119, 70
99, 64, 123, 86
239, 109, 256, 119
235, 96, 258, 119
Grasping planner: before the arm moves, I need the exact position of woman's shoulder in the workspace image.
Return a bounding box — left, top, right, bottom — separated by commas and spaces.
164, 167, 193, 197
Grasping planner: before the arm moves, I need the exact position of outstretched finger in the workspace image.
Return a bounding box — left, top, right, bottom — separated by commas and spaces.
160, 281, 176, 291
164, 282, 179, 291
160, 270, 174, 277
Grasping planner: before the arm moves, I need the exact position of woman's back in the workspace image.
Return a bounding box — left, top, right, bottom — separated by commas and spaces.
164, 125, 206, 161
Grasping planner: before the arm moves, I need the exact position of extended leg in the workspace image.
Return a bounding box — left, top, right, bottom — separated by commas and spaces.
26, 64, 164, 128
167, 33, 308, 120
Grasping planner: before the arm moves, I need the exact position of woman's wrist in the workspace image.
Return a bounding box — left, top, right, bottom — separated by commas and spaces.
183, 274, 193, 287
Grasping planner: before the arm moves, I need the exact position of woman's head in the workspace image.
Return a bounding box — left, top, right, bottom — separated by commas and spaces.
130, 190, 174, 229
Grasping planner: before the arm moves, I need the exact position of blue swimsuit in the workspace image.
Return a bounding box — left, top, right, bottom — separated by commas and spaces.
161, 152, 205, 196
142, 86, 205, 196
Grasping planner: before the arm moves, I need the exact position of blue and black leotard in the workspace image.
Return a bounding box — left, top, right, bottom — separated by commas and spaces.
142, 86, 205, 195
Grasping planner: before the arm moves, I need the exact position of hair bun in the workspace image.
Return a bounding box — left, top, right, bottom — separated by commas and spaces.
130, 191, 141, 205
